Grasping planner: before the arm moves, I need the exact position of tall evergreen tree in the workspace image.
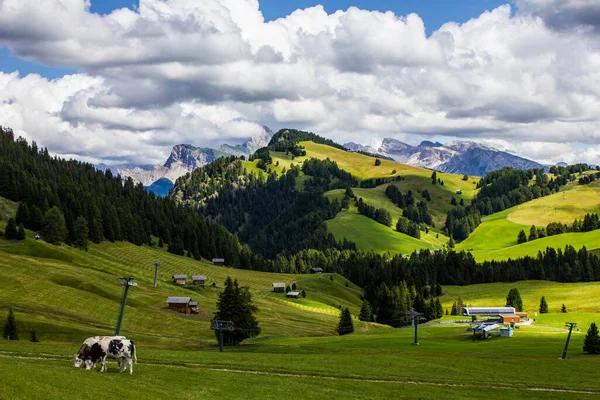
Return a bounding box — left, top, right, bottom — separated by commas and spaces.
212, 277, 260, 345
40, 206, 67, 245
4, 217, 17, 239
517, 230, 527, 244
359, 299, 374, 322
456, 296, 465, 316
3, 308, 18, 340
435, 298, 443, 319
562, 304, 568, 313
506, 288, 523, 311
528, 225, 538, 241
583, 322, 600, 354
73, 216, 89, 251
16, 223, 25, 240
539, 296, 549, 313
336, 307, 354, 335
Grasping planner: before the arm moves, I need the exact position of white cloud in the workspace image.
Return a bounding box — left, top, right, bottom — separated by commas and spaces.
1, 0, 600, 165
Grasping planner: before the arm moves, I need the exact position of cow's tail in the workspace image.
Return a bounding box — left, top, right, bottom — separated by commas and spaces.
132, 341, 137, 364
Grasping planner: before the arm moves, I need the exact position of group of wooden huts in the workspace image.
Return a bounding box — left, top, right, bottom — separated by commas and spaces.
171, 274, 212, 287
272, 282, 301, 298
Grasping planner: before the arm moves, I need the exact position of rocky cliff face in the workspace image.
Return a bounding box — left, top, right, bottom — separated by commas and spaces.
344, 139, 543, 176
97, 127, 273, 189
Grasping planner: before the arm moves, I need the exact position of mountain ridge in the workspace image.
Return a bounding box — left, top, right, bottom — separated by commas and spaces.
344, 138, 544, 176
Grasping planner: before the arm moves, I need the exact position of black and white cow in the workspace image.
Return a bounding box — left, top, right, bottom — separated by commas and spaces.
84, 337, 137, 374
74, 336, 127, 370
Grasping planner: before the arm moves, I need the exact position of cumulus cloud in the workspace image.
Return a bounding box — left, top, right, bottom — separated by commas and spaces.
1, 0, 600, 165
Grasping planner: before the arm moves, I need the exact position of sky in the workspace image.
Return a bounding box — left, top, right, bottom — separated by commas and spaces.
1, 0, 600, 166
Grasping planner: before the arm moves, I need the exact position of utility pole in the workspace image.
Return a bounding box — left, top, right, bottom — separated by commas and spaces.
115, 277, 137, 336
211, 320, 234, 352
408, 309, 424, 346
562, 322, 577, 360
153, 260, 160, 287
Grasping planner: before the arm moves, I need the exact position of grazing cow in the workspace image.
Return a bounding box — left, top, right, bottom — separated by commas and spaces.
84, 337, 137, 374
74, 336, 126, 369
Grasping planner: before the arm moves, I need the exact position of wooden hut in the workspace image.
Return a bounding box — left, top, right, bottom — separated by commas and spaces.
286, 291, 301, 299
212, 258, 225, 266
192, 275, 207, 287
273, 282, 285, 293
310, 268, 323, 274
166, 297, 191, 314
172, 274, 187, 286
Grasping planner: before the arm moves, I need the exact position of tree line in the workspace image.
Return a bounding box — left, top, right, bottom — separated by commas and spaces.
517, 213, 600, 244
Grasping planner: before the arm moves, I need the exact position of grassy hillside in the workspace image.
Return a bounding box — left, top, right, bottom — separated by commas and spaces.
0, 235, 370, 347
507, 181, 600, 226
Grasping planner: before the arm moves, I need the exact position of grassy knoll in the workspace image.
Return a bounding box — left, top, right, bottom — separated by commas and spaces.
300, 141, 478, 198
326, 209, 447, 254
0, 238, 371, 347
507, 181, 600, 226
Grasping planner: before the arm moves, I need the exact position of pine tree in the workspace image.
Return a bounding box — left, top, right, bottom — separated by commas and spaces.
528, 225, 538, 241
158, 237, 164, 248
212, 277, 260, 346
562, 304, 568, 313
29, 330, 39, 343
3, 308, 18, 340
517, 230, 527, 244
16, 223, 25, 240
435, 298, 443, 319
448, 237, 455, 249
583, 322, 600, 354
4, 217, 17, 239
291, 282, 297, 291
285, 285, 291, 293
456, 296, 464, 315
73, 216, 89, 251
40, 207, 67, 245
301, 290, 306, 298
359, 299, 373, 322
506, 288, 523, 311
336, 308, 354, 335
539, 296, 549, 313
451, 302, 457, 316
431, 171, 437, 185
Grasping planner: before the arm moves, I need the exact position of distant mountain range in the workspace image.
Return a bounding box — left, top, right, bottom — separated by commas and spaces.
344, 138, 544, 176
96, 127, 273, 195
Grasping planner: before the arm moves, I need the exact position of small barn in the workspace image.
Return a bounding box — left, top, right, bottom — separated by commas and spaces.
273, 282, 285, 293
192, 275, 207, 287
212, 258, 225, 266
455, 190, 462, 194
500, 315, 521, 324
189, 301, 199, 314
166, 297, 192, 314
310, 268, 323, 274
172, 274, 188, 286
286, 291, 301, 299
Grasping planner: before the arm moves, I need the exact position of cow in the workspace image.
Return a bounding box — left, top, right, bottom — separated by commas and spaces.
74, 336, 126, 370
84, 337, 137, 374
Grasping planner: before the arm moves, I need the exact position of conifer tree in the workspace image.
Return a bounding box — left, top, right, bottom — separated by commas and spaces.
431, 171, 437, 184
448, 237, 455, 249
539, 296, 549, 313
359, 299, 373, 322
456, 296, 465, 315
451, 302, 457, 316
301, 290, 306, 298
562, 304, 568, 313
213, 277, 260, 345
336, 307, 354, 335
4, 217, 17, 239
506, 288, 523, 311
435, 298, 443, 319
517, 230, 527, 244
3, 308, 17, 340
16, 223, 25, 240
40, 207, 67, 245
291, 282, 297, 291
528, 225, 538, 241
583, 322, 600, 354
29, 330, 39, 343
73, 216, 89, 251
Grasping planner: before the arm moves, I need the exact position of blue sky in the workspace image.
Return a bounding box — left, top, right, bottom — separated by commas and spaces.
0, 0, 511, 79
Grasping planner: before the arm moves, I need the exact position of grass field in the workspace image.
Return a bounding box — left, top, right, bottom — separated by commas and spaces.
507, 181, 600, 226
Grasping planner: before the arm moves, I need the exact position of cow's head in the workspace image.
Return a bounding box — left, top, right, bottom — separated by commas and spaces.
73, 355, 84, 368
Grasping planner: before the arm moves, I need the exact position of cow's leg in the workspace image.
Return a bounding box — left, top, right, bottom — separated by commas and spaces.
101, 356, 107, 372
129, 358, 133, 375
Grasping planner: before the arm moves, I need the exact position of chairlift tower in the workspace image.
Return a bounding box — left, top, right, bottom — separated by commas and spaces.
153, 260, 160, 287
211, 320, 234, 352
561, 322, 577, 360
115, 277, 137, 336
408, 309, 425, 346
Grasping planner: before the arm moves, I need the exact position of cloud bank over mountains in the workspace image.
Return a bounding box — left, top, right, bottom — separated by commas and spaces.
1, 0, 600, 165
